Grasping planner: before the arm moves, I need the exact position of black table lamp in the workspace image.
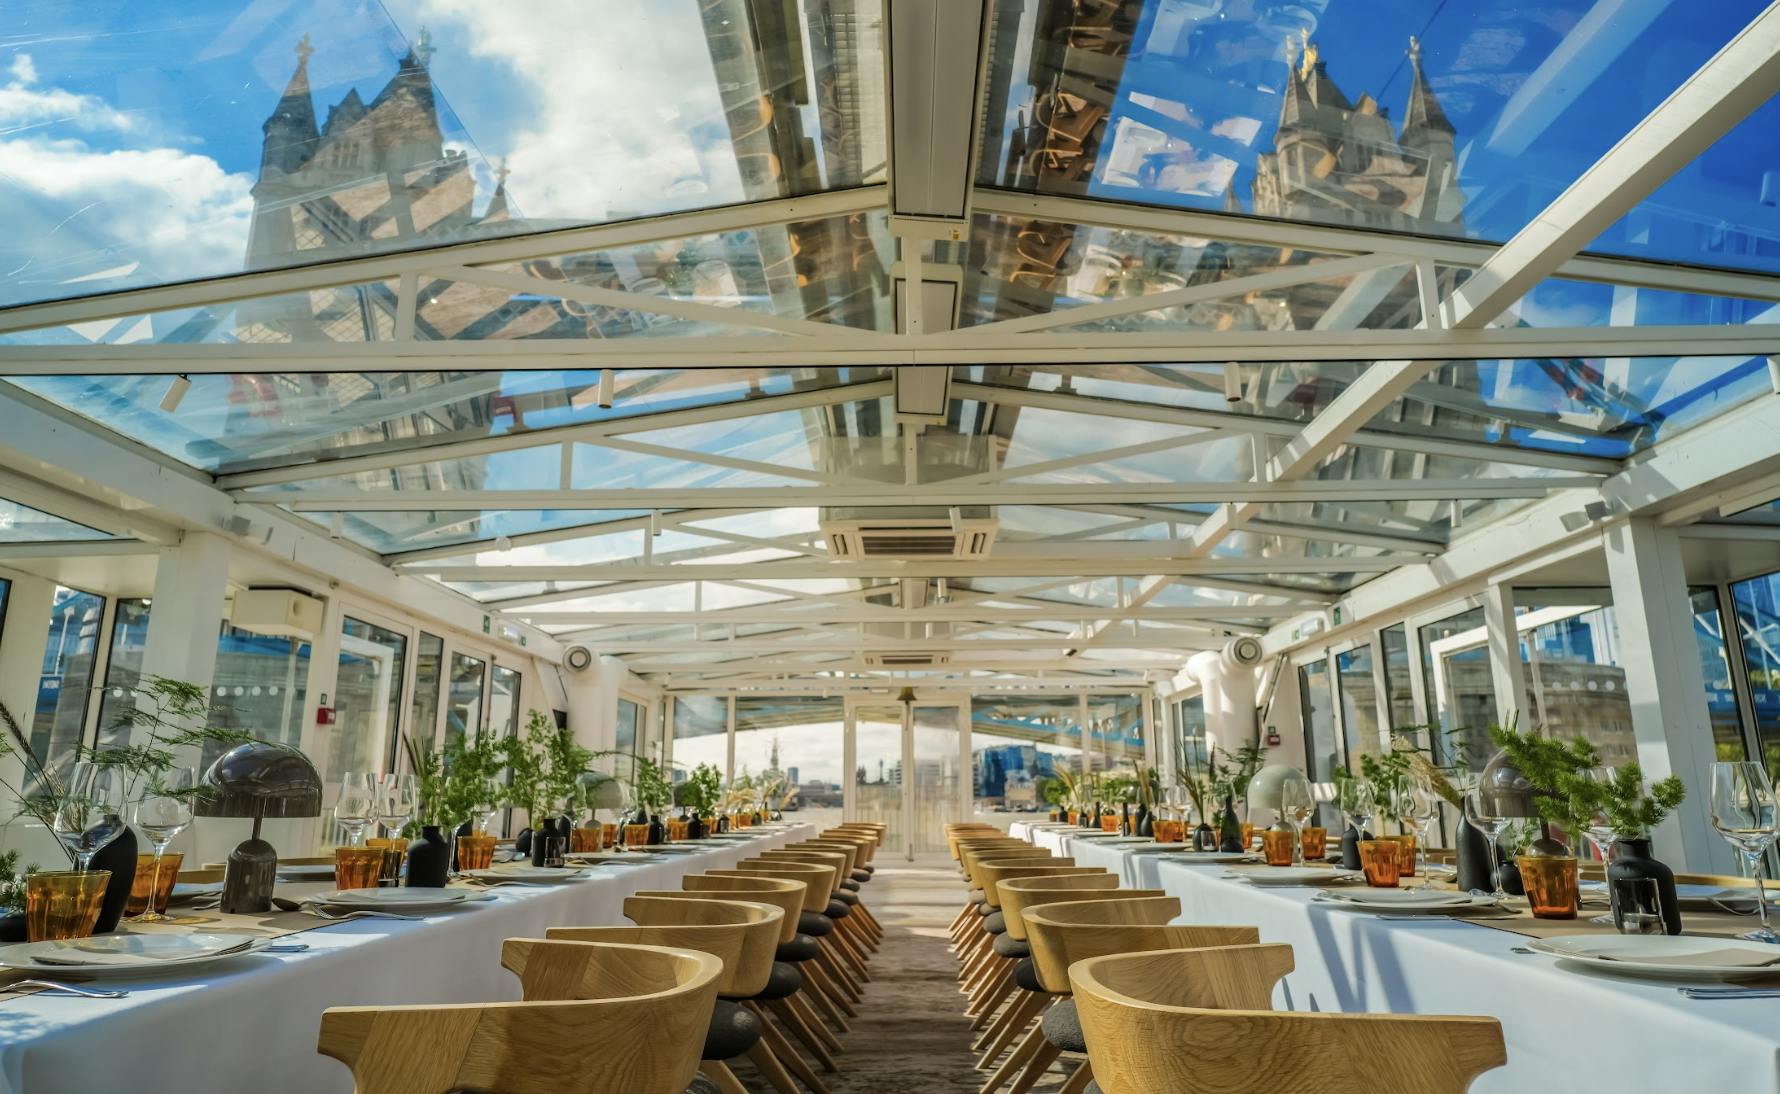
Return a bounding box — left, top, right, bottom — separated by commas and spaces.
197, 741, 322, 914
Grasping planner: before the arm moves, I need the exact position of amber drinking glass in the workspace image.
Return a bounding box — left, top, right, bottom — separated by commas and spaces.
124, 852, 183, 916
1517, 855, 1580, 920
1240, 823, 1257, 849
1359, 840, 1403, 888
601, 823, 619, 850
1300, 827, 1327, 861
334, 847, 384, 891
571, 826, 602, 853
456, 835, 497, 872
366, 838, 408, 886
26, 871, 111, 942
624, 823, 650, 848
1100, 815, 1118, 833
1262, 828, 1296, 866
1384, 834, 1418, 877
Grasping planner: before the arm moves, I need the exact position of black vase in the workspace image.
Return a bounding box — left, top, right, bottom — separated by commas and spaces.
688, 815, 708, 840
514, 826, 533, 856
0, 911, 24, 943
531, 817, 554, 866
1218, 797, 1244, 854
1607, 837, 1682, 935
90, 821, 137, 934
1341, 825, 1371, 871
1136, 807, 1154, 839
1192, 822, 1217, 851
647, 814, 666, 845
1497, 855, 1525, 897
717, 816, 729, 833
1454, 816, 1495, 893
1120, 803, 1131, 835
453, 819, 472, 870
407, 825, 451, 887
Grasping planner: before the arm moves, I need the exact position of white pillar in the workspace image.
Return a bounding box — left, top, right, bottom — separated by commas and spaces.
141, 532, 232, 734
1604, 519, 1731, 872
1482, 581, 1529, 727
561, 656, 619, 756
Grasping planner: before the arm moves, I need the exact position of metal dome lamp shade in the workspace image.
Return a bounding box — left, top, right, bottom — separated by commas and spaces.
194, 741, 322, 913
1245, 763, 1308, 824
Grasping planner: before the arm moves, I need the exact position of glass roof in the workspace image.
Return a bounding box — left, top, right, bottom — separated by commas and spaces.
1, 0, 885, 308
0, 499, 118, 542
978, 0, 1777, 272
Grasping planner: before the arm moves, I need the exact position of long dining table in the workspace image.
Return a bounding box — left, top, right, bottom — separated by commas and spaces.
0, 824, 814, 1094
1009, 821, 1780, 1093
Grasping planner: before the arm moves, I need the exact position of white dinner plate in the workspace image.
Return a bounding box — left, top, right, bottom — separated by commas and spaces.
1162, 851, 1255, 863
312, 887, 471, 912
276, 864, 338, 881
1317, 889, 1496, 913
1227, 865, 1362, 887
1069, 831, 1127, 840
1580, 880, 1780, 913
464, 867, 589, 884
0, 933, 274, 978
1527, 935, 1780, 982
1123, 843, 1192, 854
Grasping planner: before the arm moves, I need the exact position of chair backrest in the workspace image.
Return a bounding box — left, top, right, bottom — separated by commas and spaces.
320, 941, 721, 1094
977, 863, 1102, 908
677, 875, 805, 943
1070, 948, 1507, 1094
794, 842, 861, 875
1025, 896, 1259, 995
733, 860, 838, 909
967, 851, 1068, 892
535, 897, 780, 998
761, 850, 851, 891
995, 873, 1121, 940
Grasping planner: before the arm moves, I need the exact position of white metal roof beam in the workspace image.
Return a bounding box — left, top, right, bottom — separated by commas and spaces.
285, 478, 1596, 512
518, 605, 1304, 625
407, 557, 1404, 581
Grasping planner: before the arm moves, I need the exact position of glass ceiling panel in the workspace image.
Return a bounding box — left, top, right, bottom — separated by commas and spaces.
0, 499, 118, 543
6, 367, 885, 473
2, 0, 885, 308
978, 0, 1767, 270
290, 509, 630, 555
1718, 500, 1780, 526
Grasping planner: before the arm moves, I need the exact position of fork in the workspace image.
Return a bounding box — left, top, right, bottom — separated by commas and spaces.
10, 980, 130, 999
300, 907, 421, 922
1678, 987, 1780, 999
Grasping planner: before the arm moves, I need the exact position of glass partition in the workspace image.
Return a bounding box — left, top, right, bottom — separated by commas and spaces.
1517, 598, 1635, 768
332, 617, 409, 785
1420, 606, 1493, 772
909, 705, 966, 853
1380, 624, 1418, 731
489, 665, 521, 740
616, 698, 642, 755
1084, 693, 1144, 773
1334, 645, 1381, 765
1689, 588, 1749, 764
1300, 658, 1338, 781
95, 598, 152, 749
445, 652, 486, 752
852, 705, 904, 851
1730, 572, 1780, 773
28, 585, 105, 773
970, 694, 1084, 816
409, 633, 444, 757
1175, 694, 1208, 775
734, 696, 844, 829
670, 695, 729, 775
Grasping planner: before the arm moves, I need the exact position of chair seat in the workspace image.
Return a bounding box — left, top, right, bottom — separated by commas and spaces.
970, 889, 987, 904
825, 898, 852, 920
753, 961, 802, 1001
1013, 957, 1045, 993
840, 879, 860, 892
1041, 998, 1085, 1053
776, 934, 821, 962
798, 911, 834, 936
684, 1074, 722, 1094
703, 999, 762, 1061
834, 889, 859, 905
991, 933, 1029, 958
851, 869, 871, 883
862, 864, 875, 874
982, 910, 1006, 934
975, 902, 994, 917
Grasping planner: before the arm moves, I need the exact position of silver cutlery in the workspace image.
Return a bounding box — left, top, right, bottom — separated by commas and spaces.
1678, 987, 1780, 999
10, 980, 130, 999
303, 907, 421, 921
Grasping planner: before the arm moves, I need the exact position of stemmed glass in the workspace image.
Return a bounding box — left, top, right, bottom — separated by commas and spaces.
334, 772, 375, 848
131, 767, 195, 922
1398, 781, 1440, 878
1709, 761, 1780, 944
1280, 776, 1315, 866
376, 773, 416, 840
1582, 767, 1621, 925
471, 798, 500, 837
53, 762, 127, 871
1463, 789, 1511, 902
1339, 779, 1376, 843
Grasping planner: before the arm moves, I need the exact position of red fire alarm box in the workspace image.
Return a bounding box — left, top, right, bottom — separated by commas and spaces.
316, 707, 336, 725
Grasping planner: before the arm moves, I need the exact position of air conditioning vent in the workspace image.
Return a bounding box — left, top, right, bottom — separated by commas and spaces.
863, 652, 952, 668
822, 509, 998, 560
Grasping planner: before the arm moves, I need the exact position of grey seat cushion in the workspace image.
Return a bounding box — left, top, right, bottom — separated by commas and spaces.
798, 911, 834, 936
1041, 998, 1085, 1053
753, 960, 803, 1001
983, 910, 1006, 934
703, 999, 762, 1060
970, 888, 987, 904
991, 932, 1029, 958
1013, 957, 1045, 993
683, 1075, 722, 1094
852, 869, 872, 883
863, 864, 875, 873
840, 879, 861, 892
776, 934, 821, 962
825, 898, 852, 919
976, 902, 994, 917
834, 889, 859, 905
1083, 1084, 1102, 1094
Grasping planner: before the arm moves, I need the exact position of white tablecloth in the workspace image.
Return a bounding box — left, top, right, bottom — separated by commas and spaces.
1009, 824, 1780, 1093
0, 825, 812, 1094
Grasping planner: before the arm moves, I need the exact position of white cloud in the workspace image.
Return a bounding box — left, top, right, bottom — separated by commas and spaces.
0, 52, 135, 135
10, 54, 37, 85
415, 2, 746, 221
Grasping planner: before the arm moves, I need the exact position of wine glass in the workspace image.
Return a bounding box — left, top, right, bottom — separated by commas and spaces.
1399, 781, 1440, 878
1280, 776, 1315, 866
131, 767, 195, 922
1582, 767, 1620, 924
1709, 761, 1780, 944
471, 797, 500, 837
53, 762, 127, 871
1463, 789, 1511, 902
1339, 779, 1376, 841
335, 772, 375, 848
376, 773, 416, 840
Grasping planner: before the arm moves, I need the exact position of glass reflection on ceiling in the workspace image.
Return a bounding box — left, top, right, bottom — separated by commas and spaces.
1, 0, 885, 308
0, 499, 118, 542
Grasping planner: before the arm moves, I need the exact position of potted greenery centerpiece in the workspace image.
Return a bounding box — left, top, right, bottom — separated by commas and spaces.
632, 756, 673, 843
403, 729, 501, 883
680, 763, 722, 839
1589, 763, 1686, 933
1488, 725, 1601, 918
1177, 766, 1216, 851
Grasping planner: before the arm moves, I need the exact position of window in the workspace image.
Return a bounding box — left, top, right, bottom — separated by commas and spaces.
1730, 572, 1780, 773
1299, 659, 1338, 828
1085, 693, 1143, 774
333, 617, 409, 783
1380, 625, 1418, 730
29, 585, 105, 771
1335, 645, 1381, 765
445, 652, 487, 750
409, 633, 444, 756
616, 697, 642, 755
95, 597, 152, 749
489, 665, 521, 740
671, 696, 728, 775
1518, 597, 1635, 767
734, 696, 842, 817
970, 694, 1084, 815
0, 577, 11, 655
1690, 587, 1748, 763
1175, 694, 1208, 775
1419, 607, 1493, 772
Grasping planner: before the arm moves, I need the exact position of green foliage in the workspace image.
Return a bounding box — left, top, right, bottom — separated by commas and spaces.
537, 711, 593, 813
1098, 775, 1135, 805
681, 763, 723, 817
1038, 776, 1068, 808
0, 849, 38, 913
1499, 819, 1539, 857
1594, 762, 1686, 838
1488, 723, 1600, 843
1359, 749, 1413, 822
404, 729, 501, 831
1209, 742, 1265, 802
87, 676, 252, 798
633, 756, 673, 814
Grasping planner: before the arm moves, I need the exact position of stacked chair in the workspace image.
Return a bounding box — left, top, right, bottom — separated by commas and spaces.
945, 822, 1511, 1094
316, 822, 889, 1094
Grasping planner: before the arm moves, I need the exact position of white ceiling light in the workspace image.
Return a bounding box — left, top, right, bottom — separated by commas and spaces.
1222, 363, 1243, 404
894, 365, 953, 424
885, 0, 990, 227
159, 374, 191, 413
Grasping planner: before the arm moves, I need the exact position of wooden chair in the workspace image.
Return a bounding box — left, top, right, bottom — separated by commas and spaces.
962, 864, 1104, 1020
319, 941, 721, 1094
1010, 898, 1267, 1094
731, 860, 861, 1023
759, 850, 874, 977
541, 896, 795, 1094
1071, 947, 1507, 1094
